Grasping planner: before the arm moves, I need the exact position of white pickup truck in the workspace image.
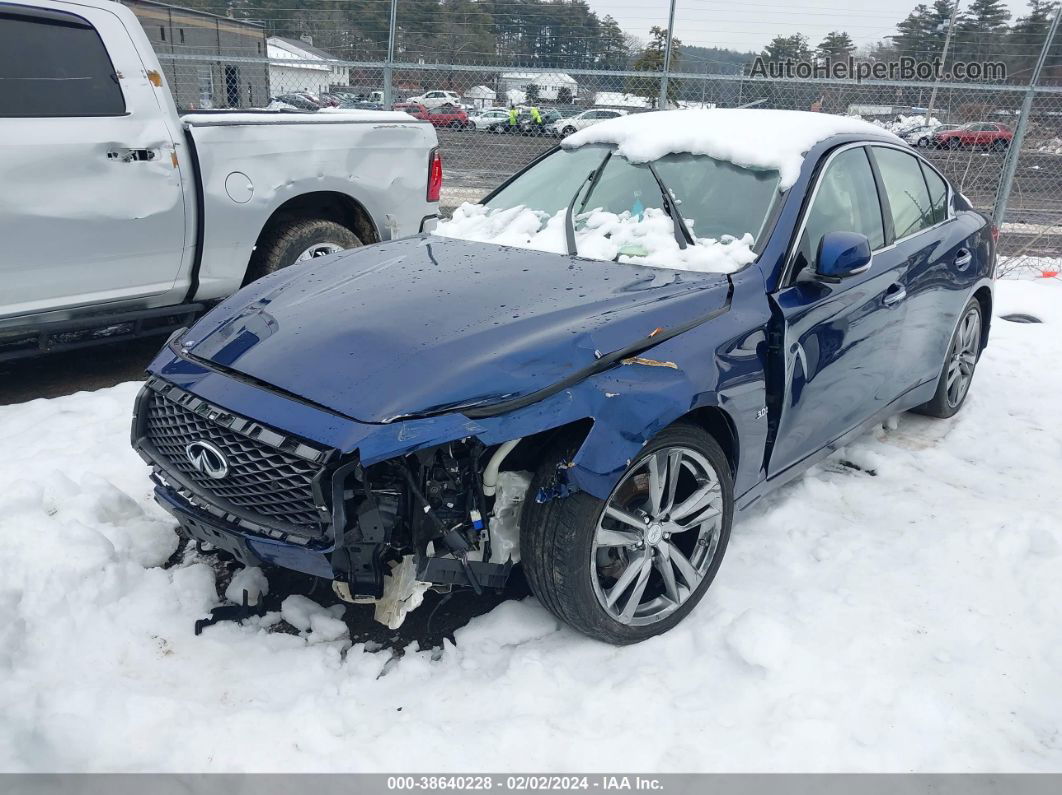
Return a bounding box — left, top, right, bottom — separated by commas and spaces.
0, 0, 441, 360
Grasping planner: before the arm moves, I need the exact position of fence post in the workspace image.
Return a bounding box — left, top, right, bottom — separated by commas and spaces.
992, 2, 1062, 229
925, 0, 960, 123
659, 0, 678, 109
383, 0, 398, 107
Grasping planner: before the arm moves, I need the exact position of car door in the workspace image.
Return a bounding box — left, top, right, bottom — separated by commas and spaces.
0, 2, 186, 319
768, 145, 909, 478
872, 146, 981, 391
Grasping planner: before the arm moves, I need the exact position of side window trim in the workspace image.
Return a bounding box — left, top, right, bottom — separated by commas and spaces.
780, 141, 887, 288
868, 143, 954, 247
864, 144, 896, 247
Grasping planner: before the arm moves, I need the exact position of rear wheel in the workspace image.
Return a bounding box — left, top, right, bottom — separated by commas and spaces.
521, 423, 733, 645
917, 136, 929, 147
914, 298, 982, 418
246, 218, 361, 283
992, 138, 1009, 151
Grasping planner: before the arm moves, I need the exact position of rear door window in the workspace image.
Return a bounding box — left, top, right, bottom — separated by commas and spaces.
873, 147, 935, 239
0, 7, 125, 117
920, 162, 949, 225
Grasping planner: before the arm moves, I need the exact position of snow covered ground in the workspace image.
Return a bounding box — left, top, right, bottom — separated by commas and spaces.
1, 278, 1060, 773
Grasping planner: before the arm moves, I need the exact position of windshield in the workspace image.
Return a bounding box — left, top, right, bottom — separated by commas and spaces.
486, 146, 781, 244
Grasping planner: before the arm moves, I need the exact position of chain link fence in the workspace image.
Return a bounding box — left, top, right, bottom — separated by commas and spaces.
142, 0, 1062, 277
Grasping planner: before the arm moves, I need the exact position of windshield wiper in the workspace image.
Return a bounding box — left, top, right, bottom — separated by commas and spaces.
564, 155, 610, 256
647, 162, 694, 250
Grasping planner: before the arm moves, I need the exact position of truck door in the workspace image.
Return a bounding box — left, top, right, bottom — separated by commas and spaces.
0, 2, 187, 319
767, 145, 908, 478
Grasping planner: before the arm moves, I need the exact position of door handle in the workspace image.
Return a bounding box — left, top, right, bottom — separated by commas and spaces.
955, 248, 973, 269
107, 148, 157, 163
883, 283, 907, 306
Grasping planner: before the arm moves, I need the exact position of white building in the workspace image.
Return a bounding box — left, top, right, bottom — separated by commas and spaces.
593, 91, 651, 109
463, 85, 497, 109
267, 37, 349, 97
499, 72, 577, 103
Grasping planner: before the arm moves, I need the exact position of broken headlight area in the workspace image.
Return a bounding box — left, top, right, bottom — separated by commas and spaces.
329, 439, 532, 629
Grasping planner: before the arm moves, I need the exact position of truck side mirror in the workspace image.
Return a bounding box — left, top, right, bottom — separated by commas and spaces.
816, 231, 872, 281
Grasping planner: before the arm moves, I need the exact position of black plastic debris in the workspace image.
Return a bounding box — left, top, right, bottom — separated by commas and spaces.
194, 589, 266, 636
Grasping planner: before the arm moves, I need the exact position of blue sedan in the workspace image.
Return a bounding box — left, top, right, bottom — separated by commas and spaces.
133, 110, 994, 644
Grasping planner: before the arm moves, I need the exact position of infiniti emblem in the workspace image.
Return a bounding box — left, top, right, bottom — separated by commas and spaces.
185, 440, 229, 480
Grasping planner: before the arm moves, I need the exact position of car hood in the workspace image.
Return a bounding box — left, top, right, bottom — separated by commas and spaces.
180, 235, 730, 423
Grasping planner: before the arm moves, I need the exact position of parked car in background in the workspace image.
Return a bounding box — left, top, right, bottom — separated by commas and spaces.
134, 109, 994, 645
408, 90, 463, 109
546, 107, 628, 137
519, 107, 563, 136
1, 0, 441, 360
934, 122, 1013, 150
902, 124, 952, 147
395, 102, 470, 128
270, 92, 322, 111
467, 108, 511, 130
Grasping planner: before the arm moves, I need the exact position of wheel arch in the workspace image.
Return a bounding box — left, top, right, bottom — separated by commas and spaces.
247, 191, 379, 274
658, 406, 741, 481
973, 285, 993, 352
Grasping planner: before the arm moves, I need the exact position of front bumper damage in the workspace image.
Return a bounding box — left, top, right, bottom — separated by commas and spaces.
132, 377, 528, 607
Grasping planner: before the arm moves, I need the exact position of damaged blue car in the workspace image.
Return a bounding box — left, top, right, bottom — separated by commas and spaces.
133, 109, 995, 644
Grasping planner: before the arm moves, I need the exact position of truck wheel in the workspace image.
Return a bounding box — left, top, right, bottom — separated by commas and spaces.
247, 218, 361, 283
913, 298, 982, 419
520, 423, 733, 645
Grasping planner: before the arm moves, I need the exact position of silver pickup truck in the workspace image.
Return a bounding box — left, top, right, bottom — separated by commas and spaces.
0, 0, 440, 360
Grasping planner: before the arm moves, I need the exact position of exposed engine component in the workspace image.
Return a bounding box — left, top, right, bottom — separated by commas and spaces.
329, 438, 528, 627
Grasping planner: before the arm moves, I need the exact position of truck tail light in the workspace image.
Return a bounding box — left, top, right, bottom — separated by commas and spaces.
427, 148, 443, 202
991, 224, 999, 244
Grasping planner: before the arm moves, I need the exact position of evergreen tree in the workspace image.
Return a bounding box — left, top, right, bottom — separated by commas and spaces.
955, 0, 1011, 63
761, 33, 812, 63
817, 31, 856, 63
625, 27, 682, 108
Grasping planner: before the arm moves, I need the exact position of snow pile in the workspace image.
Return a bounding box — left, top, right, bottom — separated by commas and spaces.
1, 279, 1062, 771
867, 114, 942, 135
563, 109, 902, 188
434, 203, 758, 274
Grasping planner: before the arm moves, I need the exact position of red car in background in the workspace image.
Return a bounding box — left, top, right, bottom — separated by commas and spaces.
934, 122, 1013, 150
395, 102, 470, 129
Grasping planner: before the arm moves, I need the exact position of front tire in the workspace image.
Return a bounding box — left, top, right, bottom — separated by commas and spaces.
521, 423, 733, 645
914, 298, 983, 418
246, 218, 361, 283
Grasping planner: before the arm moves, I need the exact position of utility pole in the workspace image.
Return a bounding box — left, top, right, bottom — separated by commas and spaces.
926, 0, 961, 123
659, 0, 678, 109
992, 2, 1062, 228
383, 0, 398, 108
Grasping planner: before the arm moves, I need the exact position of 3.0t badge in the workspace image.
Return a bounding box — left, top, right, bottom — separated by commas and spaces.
184, 440, 229, 480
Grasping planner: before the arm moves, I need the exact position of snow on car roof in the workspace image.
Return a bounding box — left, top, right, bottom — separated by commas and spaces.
562, 108, 903, 189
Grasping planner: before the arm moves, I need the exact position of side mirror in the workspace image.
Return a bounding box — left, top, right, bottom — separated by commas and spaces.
816, 231, 872, 281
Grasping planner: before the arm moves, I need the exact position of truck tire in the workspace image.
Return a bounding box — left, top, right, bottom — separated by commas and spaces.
247, 218, 361, 283
520, 422, 733, 645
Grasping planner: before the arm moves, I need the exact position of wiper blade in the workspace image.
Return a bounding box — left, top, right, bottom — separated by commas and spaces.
647, 162, 694, 250
564, 170, 595, 256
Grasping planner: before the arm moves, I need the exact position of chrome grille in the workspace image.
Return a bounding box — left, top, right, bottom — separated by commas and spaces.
143, 390, 326, 533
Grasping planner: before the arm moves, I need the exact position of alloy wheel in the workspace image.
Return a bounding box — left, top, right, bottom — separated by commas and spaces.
590, 446, 724, 626
947, 307, 981, 408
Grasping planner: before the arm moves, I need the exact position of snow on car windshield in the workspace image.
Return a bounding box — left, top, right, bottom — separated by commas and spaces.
435, 143, 781, 274
564, 108, 901, 189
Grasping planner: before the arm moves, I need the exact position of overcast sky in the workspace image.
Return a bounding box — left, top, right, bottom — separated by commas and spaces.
589, 0, 1038, 56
